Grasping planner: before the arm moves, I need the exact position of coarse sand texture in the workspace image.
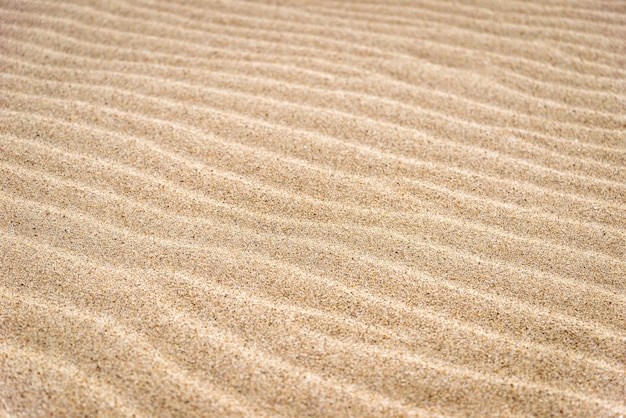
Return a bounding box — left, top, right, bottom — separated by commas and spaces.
0, 0, 625, 416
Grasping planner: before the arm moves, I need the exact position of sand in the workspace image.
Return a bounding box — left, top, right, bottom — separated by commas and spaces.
0, 0, 625, 416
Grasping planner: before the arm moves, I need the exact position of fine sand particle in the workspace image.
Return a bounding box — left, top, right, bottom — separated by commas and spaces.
0, 0, 625, 416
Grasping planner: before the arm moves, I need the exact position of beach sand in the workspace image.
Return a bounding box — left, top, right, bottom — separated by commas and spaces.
0, 0, 625, 416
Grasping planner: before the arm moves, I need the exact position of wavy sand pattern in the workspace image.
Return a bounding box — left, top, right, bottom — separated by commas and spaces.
1, 0, 625, 416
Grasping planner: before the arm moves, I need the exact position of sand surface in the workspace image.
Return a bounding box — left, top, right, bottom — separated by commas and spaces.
1, 0, 625, 416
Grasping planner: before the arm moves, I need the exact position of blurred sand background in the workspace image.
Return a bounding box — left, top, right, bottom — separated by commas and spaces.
0, 0, 625, 416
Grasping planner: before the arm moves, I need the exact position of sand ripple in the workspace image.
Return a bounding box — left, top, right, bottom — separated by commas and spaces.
1, 0, 624, 416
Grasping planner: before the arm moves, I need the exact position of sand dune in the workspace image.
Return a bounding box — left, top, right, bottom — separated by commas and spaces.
0, 0, 625, 416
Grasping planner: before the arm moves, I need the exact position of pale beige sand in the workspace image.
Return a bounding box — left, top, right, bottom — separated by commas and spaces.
0, 0, 625, 416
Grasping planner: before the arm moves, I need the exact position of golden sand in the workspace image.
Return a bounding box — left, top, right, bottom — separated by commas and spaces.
0, 0, 625, 416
